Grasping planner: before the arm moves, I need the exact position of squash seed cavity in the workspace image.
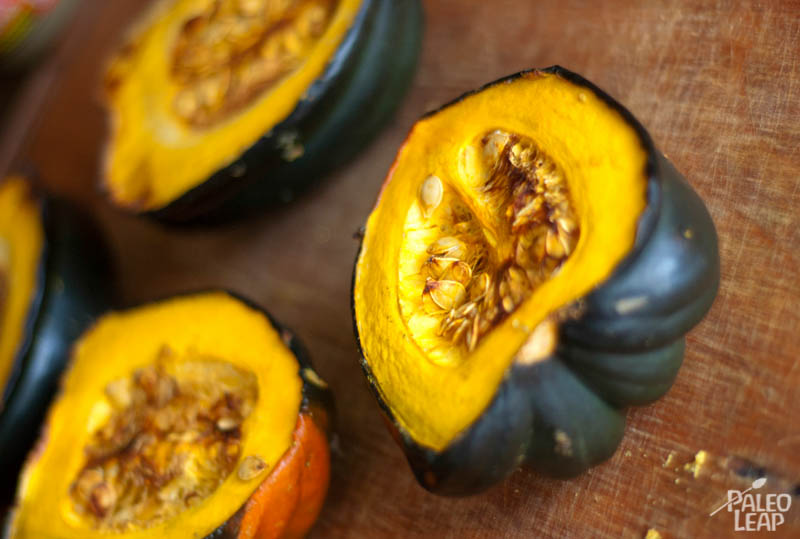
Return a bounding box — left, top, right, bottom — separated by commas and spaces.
69, 348, 258, 531
400, 130, 580, 364
170, 0, 339, 127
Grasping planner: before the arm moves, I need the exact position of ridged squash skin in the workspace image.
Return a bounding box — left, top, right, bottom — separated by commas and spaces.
104, 0, 423, 224
352, 66, 720, 495
0, 185, 112, 485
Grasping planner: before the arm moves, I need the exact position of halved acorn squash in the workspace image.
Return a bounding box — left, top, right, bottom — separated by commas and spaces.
352, 67, 720, 495
0, 175, 111, 480
102, 0, 422, 223
8, 291, 333, 538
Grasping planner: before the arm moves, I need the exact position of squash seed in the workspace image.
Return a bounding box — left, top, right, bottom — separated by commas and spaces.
419, 175, 443, 216
217, 416, 240, 431
89, 482, 116, 517
545, 227, 565, 258
237, 454, 267, 480
442, 260, 472, 286
422, 255, 459, 280
423, 279, 467, 312
426, 236, 466, 259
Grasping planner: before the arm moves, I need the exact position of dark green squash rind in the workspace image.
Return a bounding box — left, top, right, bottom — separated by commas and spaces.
560, 338, 685, 408
0, 192, 46, 411
388, 358, 626, 495
561, 154, 720, 351
149, 0, 423, 224
0, 197, 113, 492
524, 359, 626, 479
394, 364, 536, 496
352, 66, 720, 495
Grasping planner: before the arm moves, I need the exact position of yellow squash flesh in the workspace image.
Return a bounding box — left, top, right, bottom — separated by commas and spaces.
0, 176, 44, 399
103, 0, 364, 211
11, 292, 303, 538
354, 71, 649, 451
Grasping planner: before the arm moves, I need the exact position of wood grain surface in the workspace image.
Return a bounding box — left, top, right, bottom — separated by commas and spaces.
2, 1, 799, 537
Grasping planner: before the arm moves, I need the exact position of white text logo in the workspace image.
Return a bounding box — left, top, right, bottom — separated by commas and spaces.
710, 478, 792, 532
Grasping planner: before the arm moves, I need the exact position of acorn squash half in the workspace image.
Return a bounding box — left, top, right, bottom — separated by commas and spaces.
352, 67, 720, 495
9, 291, 333, 538
102, 0, 422, 223
0, 175, 111, 480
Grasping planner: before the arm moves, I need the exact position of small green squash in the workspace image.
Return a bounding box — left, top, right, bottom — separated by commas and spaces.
0, 175, 112, 479
352, 66, 720, 495
102, 0, 423, 223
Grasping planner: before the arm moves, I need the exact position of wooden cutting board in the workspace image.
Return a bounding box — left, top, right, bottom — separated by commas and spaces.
2, 1, 798, 537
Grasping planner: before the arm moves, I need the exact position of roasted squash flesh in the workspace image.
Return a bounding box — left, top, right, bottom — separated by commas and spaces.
104, 0, 362, 211
355, 71, 649, 450
0, 177, 44, 398
11, 292, 309, 538
171, 0, 340, 128
0, 248, 7, 330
